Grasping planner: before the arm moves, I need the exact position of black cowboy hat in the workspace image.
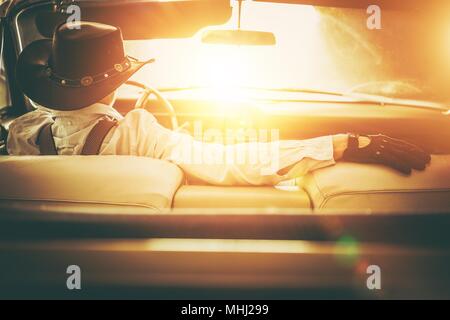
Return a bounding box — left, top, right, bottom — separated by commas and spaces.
16, 21, 154, 110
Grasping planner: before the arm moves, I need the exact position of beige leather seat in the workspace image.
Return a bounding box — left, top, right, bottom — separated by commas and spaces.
0, 156, 311, 212
0, 156, 184, 212
2, 155, 448, 213
173, 185, 311, 209
299, 155, 450, 212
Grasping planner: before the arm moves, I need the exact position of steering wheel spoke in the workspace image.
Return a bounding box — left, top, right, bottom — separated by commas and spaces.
125, 81, 179, 130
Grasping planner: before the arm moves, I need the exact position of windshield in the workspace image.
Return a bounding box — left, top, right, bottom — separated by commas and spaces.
124, 2, 450, 104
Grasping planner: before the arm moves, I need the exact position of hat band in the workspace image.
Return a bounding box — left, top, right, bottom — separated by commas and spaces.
46, 57, 133, 88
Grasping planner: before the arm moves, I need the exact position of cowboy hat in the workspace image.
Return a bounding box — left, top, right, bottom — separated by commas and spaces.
16, 21, 154, 110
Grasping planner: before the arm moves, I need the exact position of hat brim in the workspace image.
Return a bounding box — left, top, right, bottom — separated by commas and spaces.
16, 39, 154, 110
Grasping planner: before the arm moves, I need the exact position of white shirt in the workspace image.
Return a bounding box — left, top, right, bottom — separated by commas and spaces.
7, 103, 336, 185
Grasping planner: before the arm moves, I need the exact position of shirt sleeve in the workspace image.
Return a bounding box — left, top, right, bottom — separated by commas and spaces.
6, 109, 54, 155
103, 109, 336, 186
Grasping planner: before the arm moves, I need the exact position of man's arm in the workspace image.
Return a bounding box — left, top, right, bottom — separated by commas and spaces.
105, 109, 339, 186
276, 134, 373, 175
104, 109, 429, 185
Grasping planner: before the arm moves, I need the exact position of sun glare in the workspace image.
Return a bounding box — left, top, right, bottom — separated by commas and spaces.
193, 1, 325, 96
195, 44, 249, 101
124, 0, 343, 101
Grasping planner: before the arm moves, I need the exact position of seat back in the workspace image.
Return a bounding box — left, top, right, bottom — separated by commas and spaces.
300, 155, 450, 212
0, 156, 184, 212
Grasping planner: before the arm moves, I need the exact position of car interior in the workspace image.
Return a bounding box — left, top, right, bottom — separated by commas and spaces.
0, 0, 449, 299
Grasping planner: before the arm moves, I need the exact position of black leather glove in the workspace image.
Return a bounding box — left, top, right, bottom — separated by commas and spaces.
343, 134, 431, 175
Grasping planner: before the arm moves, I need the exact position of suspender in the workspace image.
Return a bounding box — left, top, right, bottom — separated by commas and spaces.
37, 122, 58, 155
81, 118, 117, 155
37, 118, 117, 156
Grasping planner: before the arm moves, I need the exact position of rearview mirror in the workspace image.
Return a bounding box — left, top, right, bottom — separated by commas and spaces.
201, 29, 276, 46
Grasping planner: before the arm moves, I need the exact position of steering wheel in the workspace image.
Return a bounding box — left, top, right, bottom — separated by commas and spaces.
125, 80, 179, 130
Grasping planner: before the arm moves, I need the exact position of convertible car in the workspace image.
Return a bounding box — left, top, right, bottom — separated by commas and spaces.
0, 0, 449, 299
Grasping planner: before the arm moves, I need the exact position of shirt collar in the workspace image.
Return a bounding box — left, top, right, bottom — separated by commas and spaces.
37, 102, 124, 121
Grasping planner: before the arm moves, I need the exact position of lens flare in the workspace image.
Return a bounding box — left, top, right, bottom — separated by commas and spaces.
334, 235, 360, 267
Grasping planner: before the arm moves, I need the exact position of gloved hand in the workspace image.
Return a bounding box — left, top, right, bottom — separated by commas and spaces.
342, 134, 431, 175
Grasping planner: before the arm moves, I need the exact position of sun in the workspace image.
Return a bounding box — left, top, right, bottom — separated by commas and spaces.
195, 44, 251, 101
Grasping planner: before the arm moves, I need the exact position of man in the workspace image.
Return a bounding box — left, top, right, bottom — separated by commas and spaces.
6, 22, 431, 186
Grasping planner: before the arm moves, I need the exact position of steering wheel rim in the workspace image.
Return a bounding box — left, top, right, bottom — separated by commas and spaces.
125, 80, 178, 130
